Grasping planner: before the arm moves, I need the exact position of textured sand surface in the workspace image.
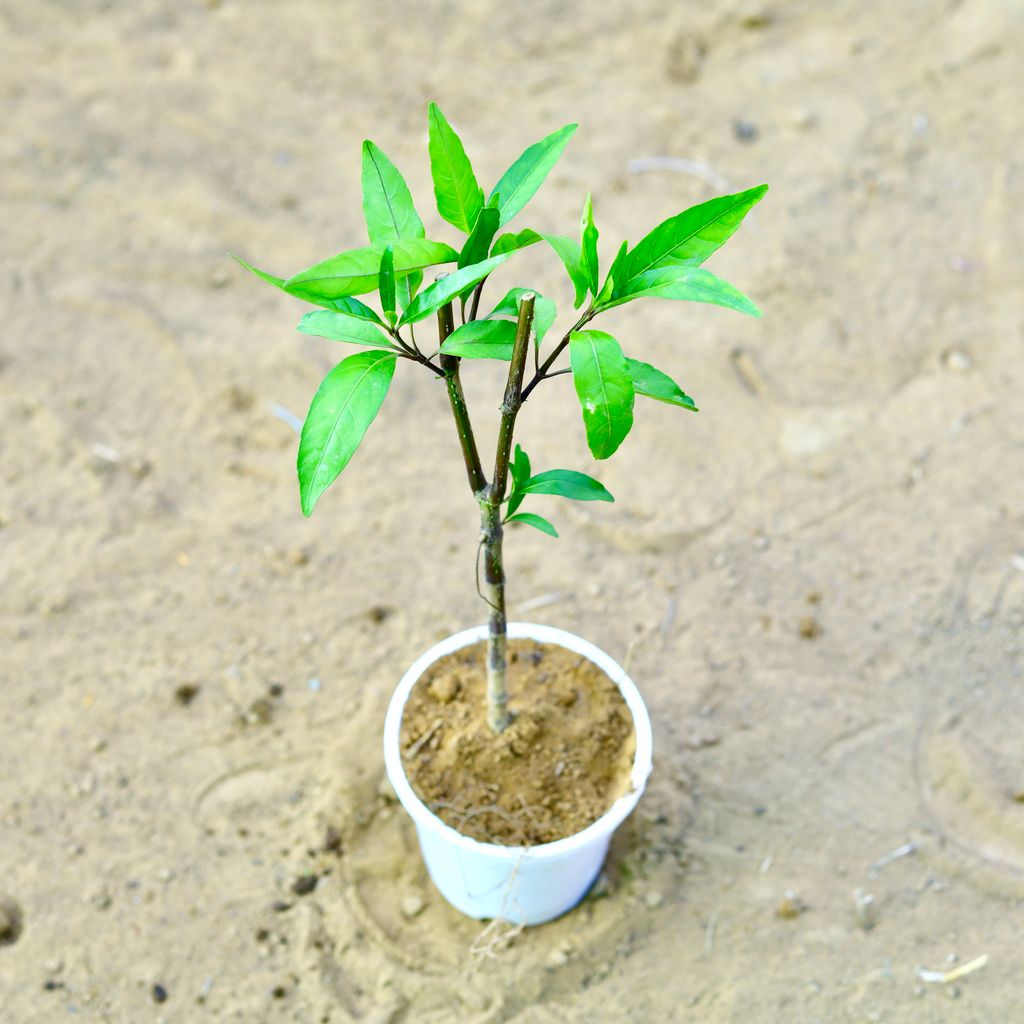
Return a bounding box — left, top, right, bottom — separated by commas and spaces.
2, 1, 1023, 1021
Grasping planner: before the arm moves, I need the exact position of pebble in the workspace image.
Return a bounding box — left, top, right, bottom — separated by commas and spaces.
942, 348, 972, 372
428, 676, 459, 703
400, 894, 425, 919
732, 119, 760, 143
152, 983, 168, 1003
0, 896, 23, 945
546, 943, 572, 967
645, 890, 664, 908
775, 891, 806, 919
290, 874, 318, 896
799, 616, 822, 640
208, 267, 230, 289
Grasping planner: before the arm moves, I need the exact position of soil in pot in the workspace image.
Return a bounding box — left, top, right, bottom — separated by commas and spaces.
400, 638, 636, 845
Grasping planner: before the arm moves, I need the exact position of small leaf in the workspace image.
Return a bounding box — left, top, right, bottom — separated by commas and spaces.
492, 228, 542, 256
540, 234, 589, 308
297, 311, 395, 349
439, 318, 517, 359
505, 512, 559, 538
506, 443, 532, 516
459, 204, 500, 270
595, 240, 628, 306
232, 255, 287, 290
399, 254, 508, 326
569, 330, 635, 460
378, 244, 397, 325
285, 239, 459, 300
298, 351, 397, 516
487, 287, 557, 344
361, 140, 425, 245
427, 102, 484, 233
626, 358, 698, 411
326, 295, 386, 324
621, 184, 768, 290
489, 123, 578, 226
599, 265, 760, 316
520, 469, 614, 502
580, 193, 599, 295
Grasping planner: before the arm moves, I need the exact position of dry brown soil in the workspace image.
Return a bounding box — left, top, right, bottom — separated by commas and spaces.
2, 1, 1023, 1022
401, 639, 635, 845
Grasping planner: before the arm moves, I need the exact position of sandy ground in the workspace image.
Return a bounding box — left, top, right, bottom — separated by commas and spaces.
2, 0, 1023, 1020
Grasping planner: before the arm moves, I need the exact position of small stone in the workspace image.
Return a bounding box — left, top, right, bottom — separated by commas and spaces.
732, 119, 760, 143
942, 348, 972, 372
248, 698, 274, 724
208, 267, 230, 289
798, 616, 822, 640
775, 891, 806, 919
945, 985, 961, 1000
0, 896, 23, 945
547, 946, 570, 968
174, 683, 200, 707
400, 893, 425, 918
323, 826, 342, 853
290, 874, 318, 896
644, 890, 664, 908
666, 33, 706, 84
853, 888, 878, 931
367, 604, 393, 624
685, 733, 721, 751
788, 108, 818, 130
428, 676, 459, 703
88, 885, 112, 911
152, 983, 168, 1003
286, 546, 309, 566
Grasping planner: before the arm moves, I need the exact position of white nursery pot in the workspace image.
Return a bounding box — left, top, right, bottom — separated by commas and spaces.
383, 622, 654, 926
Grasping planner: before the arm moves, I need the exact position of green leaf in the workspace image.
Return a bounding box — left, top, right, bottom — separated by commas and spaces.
399, 254, 508, 326
626, 358, 698, 411
285, 238, 458, 300
540, 234, 589, 308
505, 512, 558, 538
439, 318, 517, 359
378, 244, 397, 325
459, 203, 500, 270
599, 265, 760, 316
569, 330, 635, 460
325, 295, 386, 324
297, 351, 397, 516
580, 193, 599, 295
232, 255, 287, 290
427, 102, 484, 233
489, 123, 578, 226
506, 443, 532, 516
595, 240, 627, 306
620, 184, 768, 291
487, 288, 557, 344
297, 310, 395, 349
520, 469, 614, 502
361, 140, 425, 245
492, 228, 542, 256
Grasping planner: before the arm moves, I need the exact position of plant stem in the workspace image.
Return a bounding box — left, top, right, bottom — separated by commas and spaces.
481, 292, 535, 733
437, 302, 487, 495
520, 307, 594, 402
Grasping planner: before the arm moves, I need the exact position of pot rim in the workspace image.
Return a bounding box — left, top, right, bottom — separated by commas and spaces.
383, 621, 653, 861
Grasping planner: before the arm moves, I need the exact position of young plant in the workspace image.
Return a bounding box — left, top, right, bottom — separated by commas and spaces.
236, 103, 766, 733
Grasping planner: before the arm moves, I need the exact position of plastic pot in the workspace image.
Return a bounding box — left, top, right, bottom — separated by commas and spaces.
383, 622, 653, 926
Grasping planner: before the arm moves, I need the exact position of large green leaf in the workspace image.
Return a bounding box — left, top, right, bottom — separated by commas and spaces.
285, 238, 458, 300
399, 254, 508, 326
439, 318, 517, 359
505, 512, 558, 538
569, 330, 635, 460
580, 193, 599, 295
491, 228, 542, 256
297, 310, 395, 349
540, 234, 589, 309
487, 287, 557, 344
600, 265, 760, 316
427, 102, 483, 233
360, 140, 425, 309
459, 203, 500, 270
360, 140, 425, 244
519, 469, 614, 502
620, 184, 767, 292
626, 358, 698, 411
298, 351, 397, 516
489, 123, 578, 226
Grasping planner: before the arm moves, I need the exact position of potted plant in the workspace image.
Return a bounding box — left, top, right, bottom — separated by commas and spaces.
236, 103, 766, 925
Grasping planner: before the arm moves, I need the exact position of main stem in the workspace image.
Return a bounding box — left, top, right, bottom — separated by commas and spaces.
481, 292, 535, 732
437, 302, 487, 495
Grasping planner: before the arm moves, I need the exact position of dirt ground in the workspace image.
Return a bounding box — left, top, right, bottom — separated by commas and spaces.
2, 0, 1023, 1021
